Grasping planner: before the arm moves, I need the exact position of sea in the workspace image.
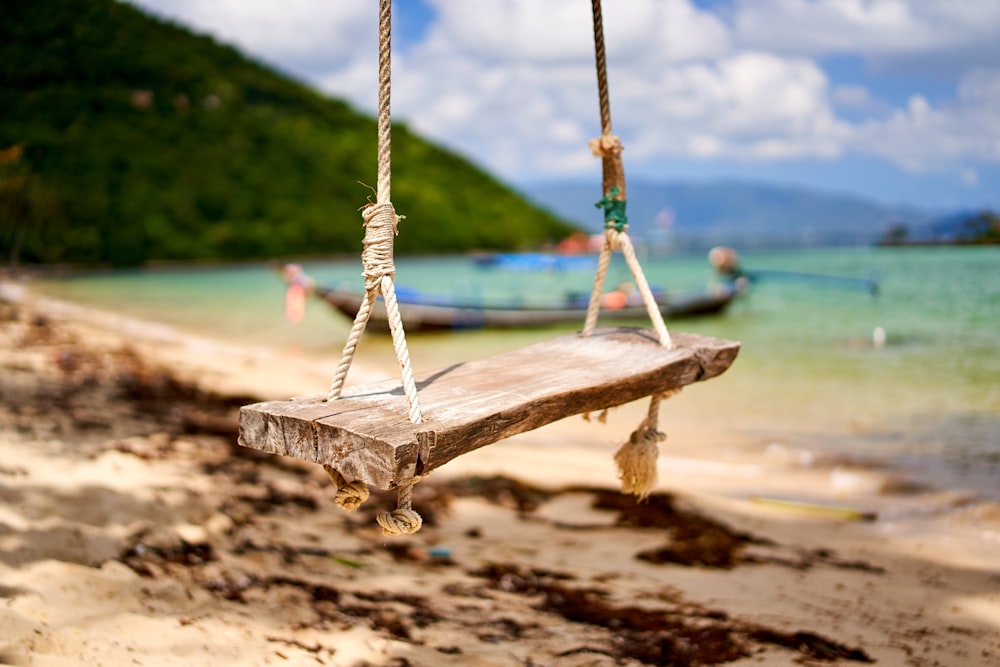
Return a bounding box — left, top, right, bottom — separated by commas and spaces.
27, 245, 1000, 502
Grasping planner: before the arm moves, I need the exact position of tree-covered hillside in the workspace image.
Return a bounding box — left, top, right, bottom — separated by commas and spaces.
0, 0, 575, 266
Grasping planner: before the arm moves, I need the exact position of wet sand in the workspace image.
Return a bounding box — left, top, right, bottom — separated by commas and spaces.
0, 283, 998, 666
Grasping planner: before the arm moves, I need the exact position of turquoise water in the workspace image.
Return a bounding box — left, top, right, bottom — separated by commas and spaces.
29, 246, 1000, 497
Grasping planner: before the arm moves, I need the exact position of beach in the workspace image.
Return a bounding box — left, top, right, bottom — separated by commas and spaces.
1, 280, 998, 666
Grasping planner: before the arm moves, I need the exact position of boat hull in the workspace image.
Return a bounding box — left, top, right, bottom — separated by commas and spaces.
315, 285, 739, 333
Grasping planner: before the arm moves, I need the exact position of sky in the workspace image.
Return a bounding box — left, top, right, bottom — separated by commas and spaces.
127, 0, 1000, 211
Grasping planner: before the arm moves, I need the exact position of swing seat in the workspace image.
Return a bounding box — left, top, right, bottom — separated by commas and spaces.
238, 327, 739, 490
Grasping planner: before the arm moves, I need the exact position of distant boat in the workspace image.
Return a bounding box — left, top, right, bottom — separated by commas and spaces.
314, 283, 742, 333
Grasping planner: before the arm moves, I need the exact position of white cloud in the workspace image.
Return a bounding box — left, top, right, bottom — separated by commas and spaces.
831, 84, 885, 113
128, 0, 374, 75
420, 0, 593, 64
615, 52, 847, 162
734, 0, 1000, 84
320, 0, 734, 178
327, 2, 834, 176
421, 0, 729, 65
734, 0, 1000, 61
736, 0, 929, 54
850, 69, 1000, 171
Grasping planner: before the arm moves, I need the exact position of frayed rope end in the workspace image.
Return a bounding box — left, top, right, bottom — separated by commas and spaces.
613, 429, 666, 501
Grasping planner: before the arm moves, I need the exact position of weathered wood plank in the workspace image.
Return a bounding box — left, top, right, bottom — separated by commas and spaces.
238, 327, 739, 489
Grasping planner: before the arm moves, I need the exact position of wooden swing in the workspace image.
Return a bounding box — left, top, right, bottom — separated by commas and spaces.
238, 0, 739, 534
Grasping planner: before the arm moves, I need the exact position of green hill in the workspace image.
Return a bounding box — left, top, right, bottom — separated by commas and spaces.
0, 0, 575, 267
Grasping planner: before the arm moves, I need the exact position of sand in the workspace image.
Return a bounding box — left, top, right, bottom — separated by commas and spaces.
0, 282, 998, 667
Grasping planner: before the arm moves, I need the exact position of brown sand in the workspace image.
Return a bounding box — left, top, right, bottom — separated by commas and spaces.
0, 285, 998, 666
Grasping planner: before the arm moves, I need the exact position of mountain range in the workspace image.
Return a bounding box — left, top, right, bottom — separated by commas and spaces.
524, 179, 935, 250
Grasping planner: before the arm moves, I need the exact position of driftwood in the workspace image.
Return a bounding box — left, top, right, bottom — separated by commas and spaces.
239, 327, 739, 489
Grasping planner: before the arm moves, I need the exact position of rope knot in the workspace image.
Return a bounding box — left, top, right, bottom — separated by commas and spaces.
376, 508, 423, 535
335, 482, 371, 511
376, 476, 424, 535
325, 466, 371, 511
360, 201, 400, 288
589, 134, 623, 157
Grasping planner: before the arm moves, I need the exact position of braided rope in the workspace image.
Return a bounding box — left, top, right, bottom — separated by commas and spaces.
328, 0, 422, 423
590, 0, 674, 492
617, 232, 672, 347
329, 290, 375, 400
380, 274, 422, 424
326, 0, 424, 529
582, 233, 613, 335
376, 0, 392, 203
582, 0, 672, 349
592, 0, 612, 137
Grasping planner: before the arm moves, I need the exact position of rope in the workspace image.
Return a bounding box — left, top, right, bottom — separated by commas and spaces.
377, 477, 423, 535
592, 0, 612, 138
581, 0, 672, 349
325, 0, 425, 531
376, 0, 392, 204
618, 231, 672, 347
587, 0, 673, 490
613, 389, 680, 500
328, 0, 422, 424
582, 230, 612, 334
324, 466, 371, 511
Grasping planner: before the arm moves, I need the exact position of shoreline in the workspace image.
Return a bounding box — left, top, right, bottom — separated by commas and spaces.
5, 279, 1000, 549
1, 279, 998, 665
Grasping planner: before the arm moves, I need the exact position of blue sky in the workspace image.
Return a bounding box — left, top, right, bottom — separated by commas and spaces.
129, 0, 1000, 211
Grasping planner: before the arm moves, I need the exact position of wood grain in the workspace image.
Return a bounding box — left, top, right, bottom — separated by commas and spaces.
239, 327, 739, 489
